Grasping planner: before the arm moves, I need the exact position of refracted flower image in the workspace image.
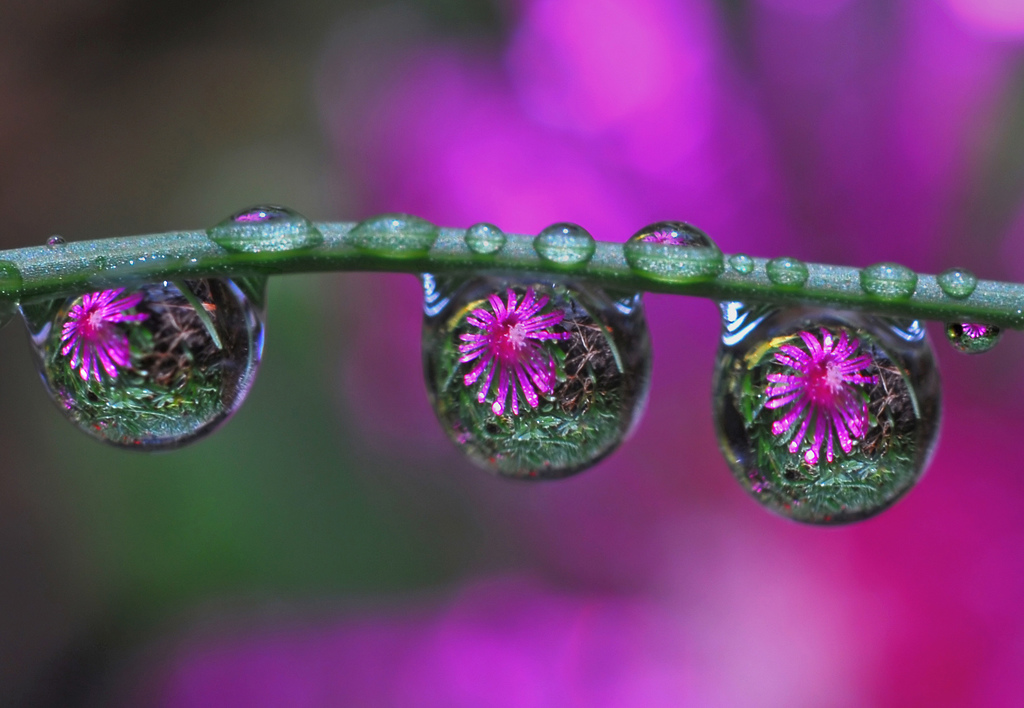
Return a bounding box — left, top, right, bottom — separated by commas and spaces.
713, 308, 941, 524
765, 329, 877, 466
423, 277, 651, 479
59, 288, 148, 382
458, 288, 571, 416
945, 321, 1003, 353
22, 279, 265, 449
960, 323, 988, 339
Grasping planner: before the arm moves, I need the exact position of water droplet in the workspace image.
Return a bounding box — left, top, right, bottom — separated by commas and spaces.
860, 263, 918, 300
729, 254, 755, 275
207, 205, 323, 254
465, 223, 506, 255
936, 268, 977, 299
623, 220, 724, 283
534, 223, 596, 267
713, 307, 941, 525
47, 235, 66, 247
349, 213, 439, 258
21, 279, 265, 449
422, 276, 651, 479
765, 257, 809, 288
945, 322, 1001, 354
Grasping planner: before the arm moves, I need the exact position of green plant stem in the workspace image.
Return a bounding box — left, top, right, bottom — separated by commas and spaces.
3, 222, 1023, 328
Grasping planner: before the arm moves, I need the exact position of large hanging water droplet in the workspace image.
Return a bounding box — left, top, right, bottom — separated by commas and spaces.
713, 307, 940, 525
936, 268, 977, 299
422, 276, 651, 479
765, 257, 809, 288
21, 279, 265, 449
623, 221, 724, 283
207, 205, 323, 253
465, 223, 506, 255
860, 263, 918, 300
534, 223, 596, 267
349, 213, 439, 258
945, 322, 1001, 354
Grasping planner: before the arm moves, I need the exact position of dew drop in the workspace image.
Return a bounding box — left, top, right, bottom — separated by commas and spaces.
713, 307, 940, 525
623, 220, 724, 283
936, 268, 977, 299
21, 279, 265, 449
765, 257, 809, 288
47, 235, 66, 247
945, 322, 1001, 354
534, 223, 596, 267
349, 213, 439, 258
422, 276, 651, 479
207, 205, 323, 254
860, 262, 918, 300
465, 223, 506, 255
729, 254, 755, 275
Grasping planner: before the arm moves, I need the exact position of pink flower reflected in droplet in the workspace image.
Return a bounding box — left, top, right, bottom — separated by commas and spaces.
765, 328, 877, 465
458, 288, 570, 416
59, 288, 148, 382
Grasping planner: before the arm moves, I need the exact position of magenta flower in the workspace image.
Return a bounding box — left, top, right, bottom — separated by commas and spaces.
60, 288, 148, 382
640, 230, 687, 244
960, 323, 989, 338
764, 329, 878, 466
458, 288, 570, 416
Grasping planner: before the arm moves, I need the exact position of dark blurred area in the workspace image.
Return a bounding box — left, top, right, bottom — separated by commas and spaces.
0, 2, 479, 705
2, 0, 1024, 706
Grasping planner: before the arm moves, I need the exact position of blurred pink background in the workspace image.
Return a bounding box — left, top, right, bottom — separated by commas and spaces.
3, 1, 1024, 706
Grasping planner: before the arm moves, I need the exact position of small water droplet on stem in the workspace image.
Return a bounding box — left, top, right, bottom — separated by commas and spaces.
465, 223, 506, 255
860, 263, 918, 300
208, 205, 323, 254
623, 221, 724, 283
766, 257, 809, 288
936, 268, 977, 299
349, 213, 439, 258
729, 254, 755, 275
534, 223, 596, 267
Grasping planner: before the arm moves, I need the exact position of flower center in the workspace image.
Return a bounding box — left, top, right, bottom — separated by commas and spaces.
493, 316, 528, 363
804, 357, 844, 405
82, 308, 109, 342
